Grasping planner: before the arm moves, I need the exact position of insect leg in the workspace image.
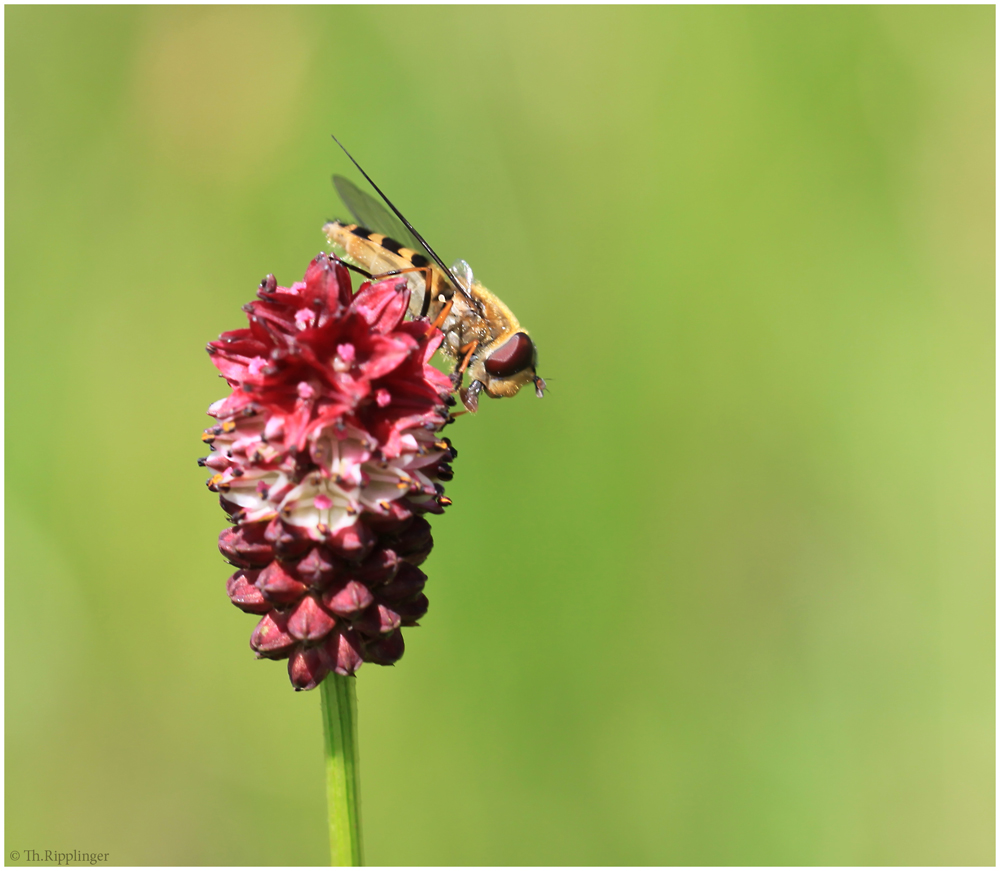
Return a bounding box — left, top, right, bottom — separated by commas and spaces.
372, 265, 432, 280
341, 262, 373, 280
426, 298, 454, 336
449, 340, 478, 391
456, 340, 479, 375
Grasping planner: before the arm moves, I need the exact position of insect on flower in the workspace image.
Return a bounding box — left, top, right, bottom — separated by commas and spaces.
324, 136, 546, 414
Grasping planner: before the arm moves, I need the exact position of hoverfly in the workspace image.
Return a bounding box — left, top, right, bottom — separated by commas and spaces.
323, 137, 545, 413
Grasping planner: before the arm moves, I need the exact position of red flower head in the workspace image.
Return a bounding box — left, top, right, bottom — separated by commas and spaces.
202, 254, 457, 689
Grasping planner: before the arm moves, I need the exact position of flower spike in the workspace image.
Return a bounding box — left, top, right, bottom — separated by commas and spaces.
204, 253, 456, 690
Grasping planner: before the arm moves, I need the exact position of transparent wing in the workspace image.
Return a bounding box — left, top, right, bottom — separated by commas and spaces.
333, 175, 426, 254
450, 259, 474, 295
331, 167, 481, 313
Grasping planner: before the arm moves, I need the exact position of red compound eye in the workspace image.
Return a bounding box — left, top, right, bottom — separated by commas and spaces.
484, 332, 535, 378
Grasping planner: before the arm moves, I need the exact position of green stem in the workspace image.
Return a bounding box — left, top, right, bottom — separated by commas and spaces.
320, 673, 363, 866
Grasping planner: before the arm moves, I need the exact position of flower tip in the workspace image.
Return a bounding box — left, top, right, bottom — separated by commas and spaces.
288, 647, 329, 691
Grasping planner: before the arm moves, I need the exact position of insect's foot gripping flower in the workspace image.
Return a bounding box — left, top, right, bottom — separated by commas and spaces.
202, 254, 457, 690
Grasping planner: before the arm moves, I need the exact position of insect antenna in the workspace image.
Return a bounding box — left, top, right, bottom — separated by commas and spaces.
330, 134, 479, 309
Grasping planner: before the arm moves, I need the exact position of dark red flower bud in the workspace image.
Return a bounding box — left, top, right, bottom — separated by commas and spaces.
323, 580, 374, 617
402, 546, 432, 567
322, 628, 364, 676
388, 517, 433, 557
363, 630, 405, 666
295, 547, 339, 586
256, 561, 308, 604
394, 593, 430, 626
352, 547, 401, 585
219, 522, 274, 568
226, 570, 271, 614
325, 522, 375, 562
355, 603, 402, 637
288, 646, 329, 691
378, 563, 427, 602
251, 611, 296, 658
265, 519, 312, 560
287, 595, 338, 641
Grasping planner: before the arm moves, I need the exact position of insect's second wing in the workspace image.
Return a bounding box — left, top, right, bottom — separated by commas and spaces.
333, 175, 426, 254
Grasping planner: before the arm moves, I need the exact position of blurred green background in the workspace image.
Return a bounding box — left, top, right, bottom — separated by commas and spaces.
6, 5, 994, 866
